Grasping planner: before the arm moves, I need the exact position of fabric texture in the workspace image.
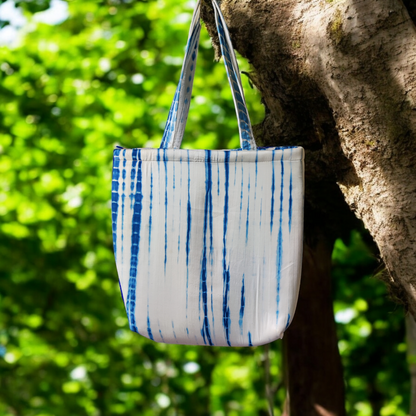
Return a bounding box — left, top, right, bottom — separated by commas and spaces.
111, 0, 305, 346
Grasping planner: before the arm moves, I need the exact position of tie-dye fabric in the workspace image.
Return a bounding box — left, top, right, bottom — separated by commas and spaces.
111, 0, 304, 347
160, 0, 256, 151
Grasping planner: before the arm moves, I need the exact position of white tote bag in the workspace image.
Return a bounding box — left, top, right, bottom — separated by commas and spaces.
111, 0, 304, 347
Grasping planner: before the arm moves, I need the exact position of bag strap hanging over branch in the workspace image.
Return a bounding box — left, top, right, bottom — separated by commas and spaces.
160, 0, 256, 151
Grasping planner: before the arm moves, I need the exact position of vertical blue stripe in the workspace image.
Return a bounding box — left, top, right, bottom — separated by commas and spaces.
259, 198, 263, 228
270, 149, 276, 233
127, 150, 142, 334
217, 162, 220, 196
178, 156, 183, 262
172, 162, 176, 234
121, 154, 127, 259
157, 149, 161, 175
208, 153, 214, 259
239, 275, 245, 335
222, 151, 231, 346
200, 150, 213, 346
157, 150, 161, 219
208, 155, 215, 336
148, 170, 153, 250
276, 151, 285, 322
111, 154, 120, 256
248, 331, 253, 347
185, 152, 192, 322
163, 149, 168, 274
285, 314, 291, 330
147, 314, 154, 341
130, 149, 138, 210
146, 168, 154, 341
172, 321, 177, 340
239, 163, 244, 229
173, 161, 176, 190
129, 149, 138, 210
246, 174, 250, 245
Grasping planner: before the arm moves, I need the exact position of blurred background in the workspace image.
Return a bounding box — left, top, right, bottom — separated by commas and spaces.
0, 0, 410, 415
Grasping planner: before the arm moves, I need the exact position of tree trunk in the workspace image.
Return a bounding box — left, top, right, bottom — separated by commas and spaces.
283, 235, 346, 416
200, 0, 416, 413
406, 314, 416, 416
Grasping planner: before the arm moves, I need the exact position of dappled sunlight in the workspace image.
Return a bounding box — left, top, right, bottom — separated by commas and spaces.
0, 0, 410, 415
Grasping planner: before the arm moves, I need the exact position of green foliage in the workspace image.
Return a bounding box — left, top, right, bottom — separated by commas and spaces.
332, 231, 409, 415
0, 1, 409, 415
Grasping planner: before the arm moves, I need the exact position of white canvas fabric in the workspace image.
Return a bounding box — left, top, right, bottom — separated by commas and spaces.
111, 0, 304, 347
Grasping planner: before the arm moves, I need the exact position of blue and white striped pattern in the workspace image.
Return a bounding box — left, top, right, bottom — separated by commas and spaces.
112, 147, 304, 346
112, 0, 304, 346
211, 1, 255, 150
160, 3, 202, 149
160, 0, 256, 151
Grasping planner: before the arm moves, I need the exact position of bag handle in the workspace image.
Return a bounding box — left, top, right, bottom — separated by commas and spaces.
159, 0, 257, 151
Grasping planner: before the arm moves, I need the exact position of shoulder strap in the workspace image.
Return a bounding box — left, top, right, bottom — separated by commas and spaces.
160, 0, 256, 150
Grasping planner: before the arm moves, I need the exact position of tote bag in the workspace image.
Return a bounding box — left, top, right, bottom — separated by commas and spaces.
111, 0, 304, 347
